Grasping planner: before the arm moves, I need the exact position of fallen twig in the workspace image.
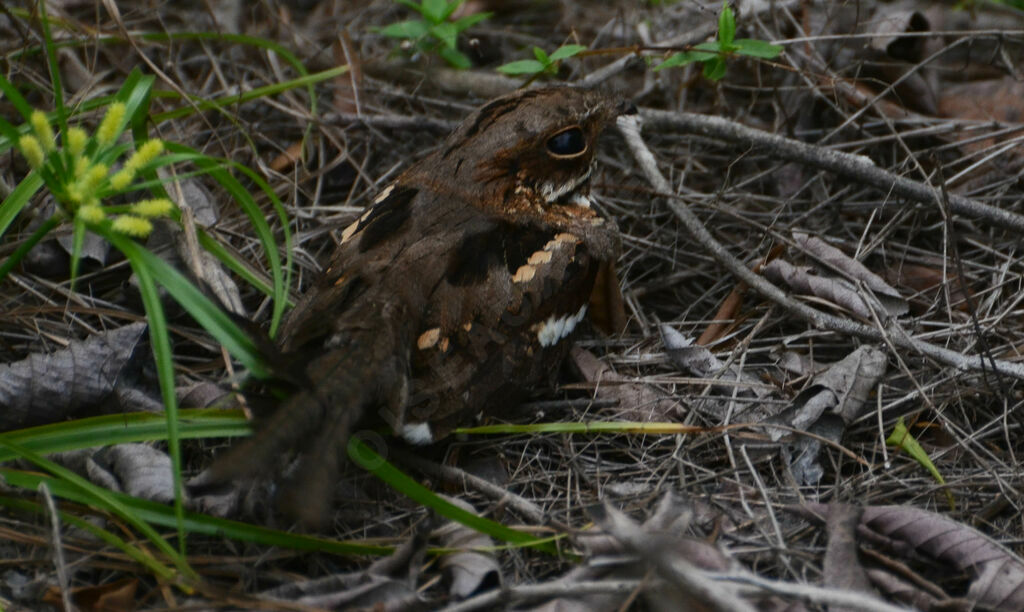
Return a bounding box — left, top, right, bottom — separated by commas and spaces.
616, 113, 1024, 381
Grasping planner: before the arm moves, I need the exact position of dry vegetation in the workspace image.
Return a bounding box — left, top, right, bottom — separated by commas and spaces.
2, 0, 1024, 610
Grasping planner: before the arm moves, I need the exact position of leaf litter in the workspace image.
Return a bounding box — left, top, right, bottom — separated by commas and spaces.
1, 0, 1024, 609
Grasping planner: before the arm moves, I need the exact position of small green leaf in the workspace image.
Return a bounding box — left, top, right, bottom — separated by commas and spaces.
452, 11, 491, 32
422, 0, 449, 23
703, 56, 728, 80
496, 59, 546, 75
694, 41, 724, 53
548, 44, 587, 61
532, 46, 551, 64
430, 21, 458, 49
735, 38, 783, 58
379, 20, 429, 39
438, 0, 465, 22
395, 0, 424, 15
654, 50, 717, 71
718, 1, 736, 46
886, 417, 955, 510
439, 46, 471, 69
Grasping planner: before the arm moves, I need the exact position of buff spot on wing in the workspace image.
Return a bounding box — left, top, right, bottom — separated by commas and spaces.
340, 220, 360, 244
333, 273, 348, 287
527, 250, 553, 266
417, 328, 441, 350
554, 232, 579, 244
340, 202, 381, 244
462, 322, 473, 332
373, 183, 395, 204
513, 264, 536, 283
439, 337, 450, 352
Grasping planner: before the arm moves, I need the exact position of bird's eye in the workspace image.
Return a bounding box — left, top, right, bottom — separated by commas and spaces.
546, 127, 586, 157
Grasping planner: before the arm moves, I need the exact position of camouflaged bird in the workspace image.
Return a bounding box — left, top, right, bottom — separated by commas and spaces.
198, 87, 633, 524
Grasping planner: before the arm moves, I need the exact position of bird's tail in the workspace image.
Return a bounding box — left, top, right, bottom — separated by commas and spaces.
190, 314, 411, 526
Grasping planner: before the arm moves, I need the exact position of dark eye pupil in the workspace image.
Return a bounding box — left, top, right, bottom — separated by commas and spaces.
546, 127, 585, 156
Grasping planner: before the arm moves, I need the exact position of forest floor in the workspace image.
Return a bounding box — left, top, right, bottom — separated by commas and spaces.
2, 1, 1024, 610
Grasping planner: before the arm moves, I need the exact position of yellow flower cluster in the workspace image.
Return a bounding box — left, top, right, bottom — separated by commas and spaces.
111, 139, 164, 190
97, 102, 125, 146
16, 104, 176, 240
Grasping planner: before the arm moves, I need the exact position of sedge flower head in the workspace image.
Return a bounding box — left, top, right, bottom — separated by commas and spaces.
131, 198, 176, 218
66, 127, 88, 157
77, 204, 106, 224
97, 102, 125, 146
111, 215, 153, 238
30, 110, 55, 152
18, 135, 44, 169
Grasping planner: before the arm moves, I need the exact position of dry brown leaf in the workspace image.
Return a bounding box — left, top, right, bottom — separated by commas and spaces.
75, 578, 138, 612
792, 233, 908, 318
772, 346, 887, 485
332, 29, 363, 116
435, 495, 501, 599
0, 323, 149, 429
938, 78, 1024, 172
697, 282, 746, 346
802, 503, 1024, 611
885, 263, 973, 314
823, 504, 877, 612
258, 529, 426, 609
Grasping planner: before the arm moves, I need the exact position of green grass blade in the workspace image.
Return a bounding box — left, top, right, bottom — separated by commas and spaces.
151, 66, 347, 123
107, 230, 188, 554
104, 231, 269, 378
133, 259, 185, 552
223, 159, 293, 335
348, 436, 563, 555
0, 409, 251, 463
0, 212, 59, 284
0, 495, 180, 583
0, 68, 35, 121
197, 229, 279, 299
0, 438, 197, 580
0, 469, 391, 556
36, 0, 67, 136
0, 171, 44, 241
69, 217, 85, 288
165, 146, 291, 337
886, 418, 955, 510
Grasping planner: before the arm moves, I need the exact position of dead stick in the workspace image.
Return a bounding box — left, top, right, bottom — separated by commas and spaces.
616, 113, 1024, 381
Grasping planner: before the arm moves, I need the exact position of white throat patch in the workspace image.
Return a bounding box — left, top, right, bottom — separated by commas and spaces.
540, 166, 593, 204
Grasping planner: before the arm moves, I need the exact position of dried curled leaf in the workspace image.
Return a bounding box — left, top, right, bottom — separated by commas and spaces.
765, 233, 908, 320
0, 323, 149, 430
773, 346, 887, 485
435, 495, 501, 599
802, 503, 1024, 611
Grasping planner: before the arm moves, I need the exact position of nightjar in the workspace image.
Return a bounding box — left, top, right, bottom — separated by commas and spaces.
197, 86, 633, 524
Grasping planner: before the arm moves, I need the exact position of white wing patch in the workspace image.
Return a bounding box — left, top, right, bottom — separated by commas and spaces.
400, 422, 434, 445
534, 304, 588, 347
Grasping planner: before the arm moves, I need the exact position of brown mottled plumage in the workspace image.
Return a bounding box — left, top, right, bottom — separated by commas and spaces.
195, 87, 632, 525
